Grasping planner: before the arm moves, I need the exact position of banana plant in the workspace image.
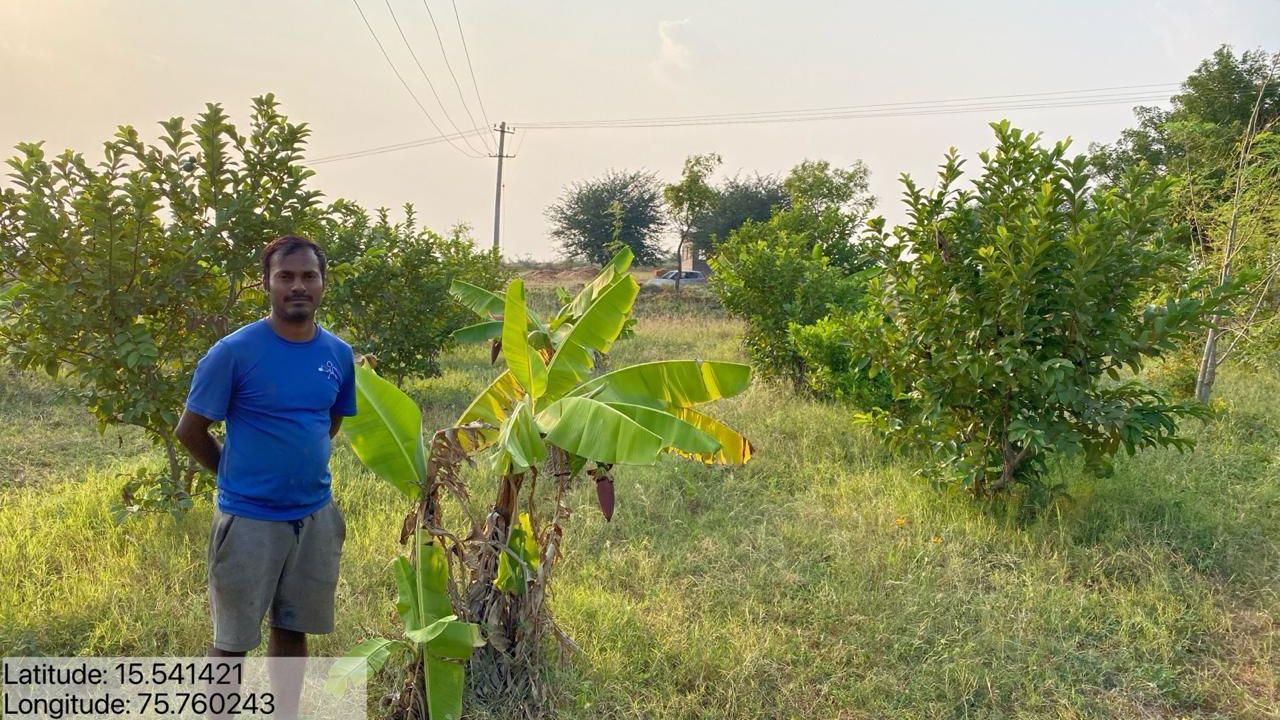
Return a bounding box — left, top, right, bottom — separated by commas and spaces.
448, 248, 753, 703
332, 362, 484, 720
448, 247, 754, 521
342, 247, 754, 707
327, 540, 483, 720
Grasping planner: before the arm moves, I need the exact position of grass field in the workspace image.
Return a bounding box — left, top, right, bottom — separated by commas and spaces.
1, 291, 1278, 718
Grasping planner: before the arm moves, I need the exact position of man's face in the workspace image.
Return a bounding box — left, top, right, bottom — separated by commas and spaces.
265, 248, 325, 323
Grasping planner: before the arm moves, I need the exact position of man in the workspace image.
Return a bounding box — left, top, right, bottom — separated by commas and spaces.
176, 235, 357, 672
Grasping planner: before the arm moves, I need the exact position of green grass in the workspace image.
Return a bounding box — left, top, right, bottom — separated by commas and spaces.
1, 309, 1278, 718
0, 366, 152, 490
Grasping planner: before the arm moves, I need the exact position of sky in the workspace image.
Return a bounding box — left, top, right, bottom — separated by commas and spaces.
3, 0, 1279, 260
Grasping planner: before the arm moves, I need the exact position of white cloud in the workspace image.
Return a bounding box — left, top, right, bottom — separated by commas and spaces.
651, 19, 691, 87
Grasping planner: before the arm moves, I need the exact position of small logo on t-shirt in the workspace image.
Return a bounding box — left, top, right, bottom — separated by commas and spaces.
317, 360, 340, 381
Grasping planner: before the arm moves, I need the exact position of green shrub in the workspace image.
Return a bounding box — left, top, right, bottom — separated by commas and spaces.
707, 159, 879, 395
322, 204, 507, 382
853, 122, 1231, 497
709, 230, 866, 386
788, 312, 892, 408
775, 160, 876, 273
1144, 342, 1203, 400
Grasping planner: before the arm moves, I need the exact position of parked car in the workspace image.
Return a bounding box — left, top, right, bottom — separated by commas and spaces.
646, 270, 707, 287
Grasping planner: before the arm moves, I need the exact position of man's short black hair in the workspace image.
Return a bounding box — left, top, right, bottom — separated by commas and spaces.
261, 235, 326, 280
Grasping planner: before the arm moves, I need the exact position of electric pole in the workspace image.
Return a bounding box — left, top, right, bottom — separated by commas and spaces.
491, 122, 515, 252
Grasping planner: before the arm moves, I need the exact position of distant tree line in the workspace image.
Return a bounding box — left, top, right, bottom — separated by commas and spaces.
545, 157, 868, 269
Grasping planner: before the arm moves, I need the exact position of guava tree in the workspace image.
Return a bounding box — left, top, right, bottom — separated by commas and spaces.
320, 203, 508, 383
0, 95, 322, 518
854, 122, 1232, 499
341, 248, 753, 710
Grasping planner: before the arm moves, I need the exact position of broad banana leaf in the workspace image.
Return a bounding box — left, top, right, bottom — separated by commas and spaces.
543, 275, 640, 402
426, 656, 467, 720
550, 321, 574, 347
415, 539, 455, 622
536, 396, 664, 465
527, 329, 553, 352
424, 623, 485, 660
570, 360, 752, 409
566, 246, 634, 319
604, 402, 721, 456
392, 544, 463, 632
325, 637, 410, 696
394, 541, 484, 720
328, 545, 482, 711
346, 365, 426, 500
667, 407, 754, 465
415, 539, 483, 655
497, 398, 547, 471
406, 614, 460, 644
455, 370, 523, 451
488, 447, 514, 478
451, 320, 502, 344
501, 279, 547, 398
495, 512, 540, 595
449, 279, 505, 318
450, 279, 546, 330
604, 245, 634, 273
393, 557, 426, 631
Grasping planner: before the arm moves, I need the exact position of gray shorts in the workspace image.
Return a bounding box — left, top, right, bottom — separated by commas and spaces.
207, 502, 346, 653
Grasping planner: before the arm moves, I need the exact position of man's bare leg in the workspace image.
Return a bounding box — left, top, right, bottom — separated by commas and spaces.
207, 647, 245, 720
268, 627, 307, 719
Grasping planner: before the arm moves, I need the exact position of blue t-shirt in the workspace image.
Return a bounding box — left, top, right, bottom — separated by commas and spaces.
185, 318, 357, 521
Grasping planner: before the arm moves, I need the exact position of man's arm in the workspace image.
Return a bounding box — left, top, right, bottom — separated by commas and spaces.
330, 410, 344, 439
175, 409, 222, 473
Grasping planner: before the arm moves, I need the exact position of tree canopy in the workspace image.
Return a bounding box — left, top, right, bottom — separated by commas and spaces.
1092, 45, 1280, 191
857, 123, 1228, 497
689, 173, 788, 254
1091, 45, 1279, 401
547, 170, 667, 266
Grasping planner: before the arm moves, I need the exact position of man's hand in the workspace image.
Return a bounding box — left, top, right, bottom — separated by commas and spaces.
175, 409, 222, 473
329, 410, 344, 439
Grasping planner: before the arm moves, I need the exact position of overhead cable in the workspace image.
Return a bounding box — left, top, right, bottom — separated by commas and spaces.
349, 0, 484, 158
419, 0, 495, 153
517, 85, 1180, 128
382, 0, 490, 156
516, 95, 1173, 130
450, 0, 495, 138
310, 126, 489, 165
310, 84, 1178, 165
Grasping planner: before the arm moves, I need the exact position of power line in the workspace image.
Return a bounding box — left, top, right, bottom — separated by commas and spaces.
309, 84, 1179, 165
420, 0, 495, 153
381, 0, 489, 157
517, 94, 1173, 130
518, 84, 1180, 128
516, 83, 1181, 127
349, 0, 484, 158
450, 0, 495, 138
310, 126, 488, 165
